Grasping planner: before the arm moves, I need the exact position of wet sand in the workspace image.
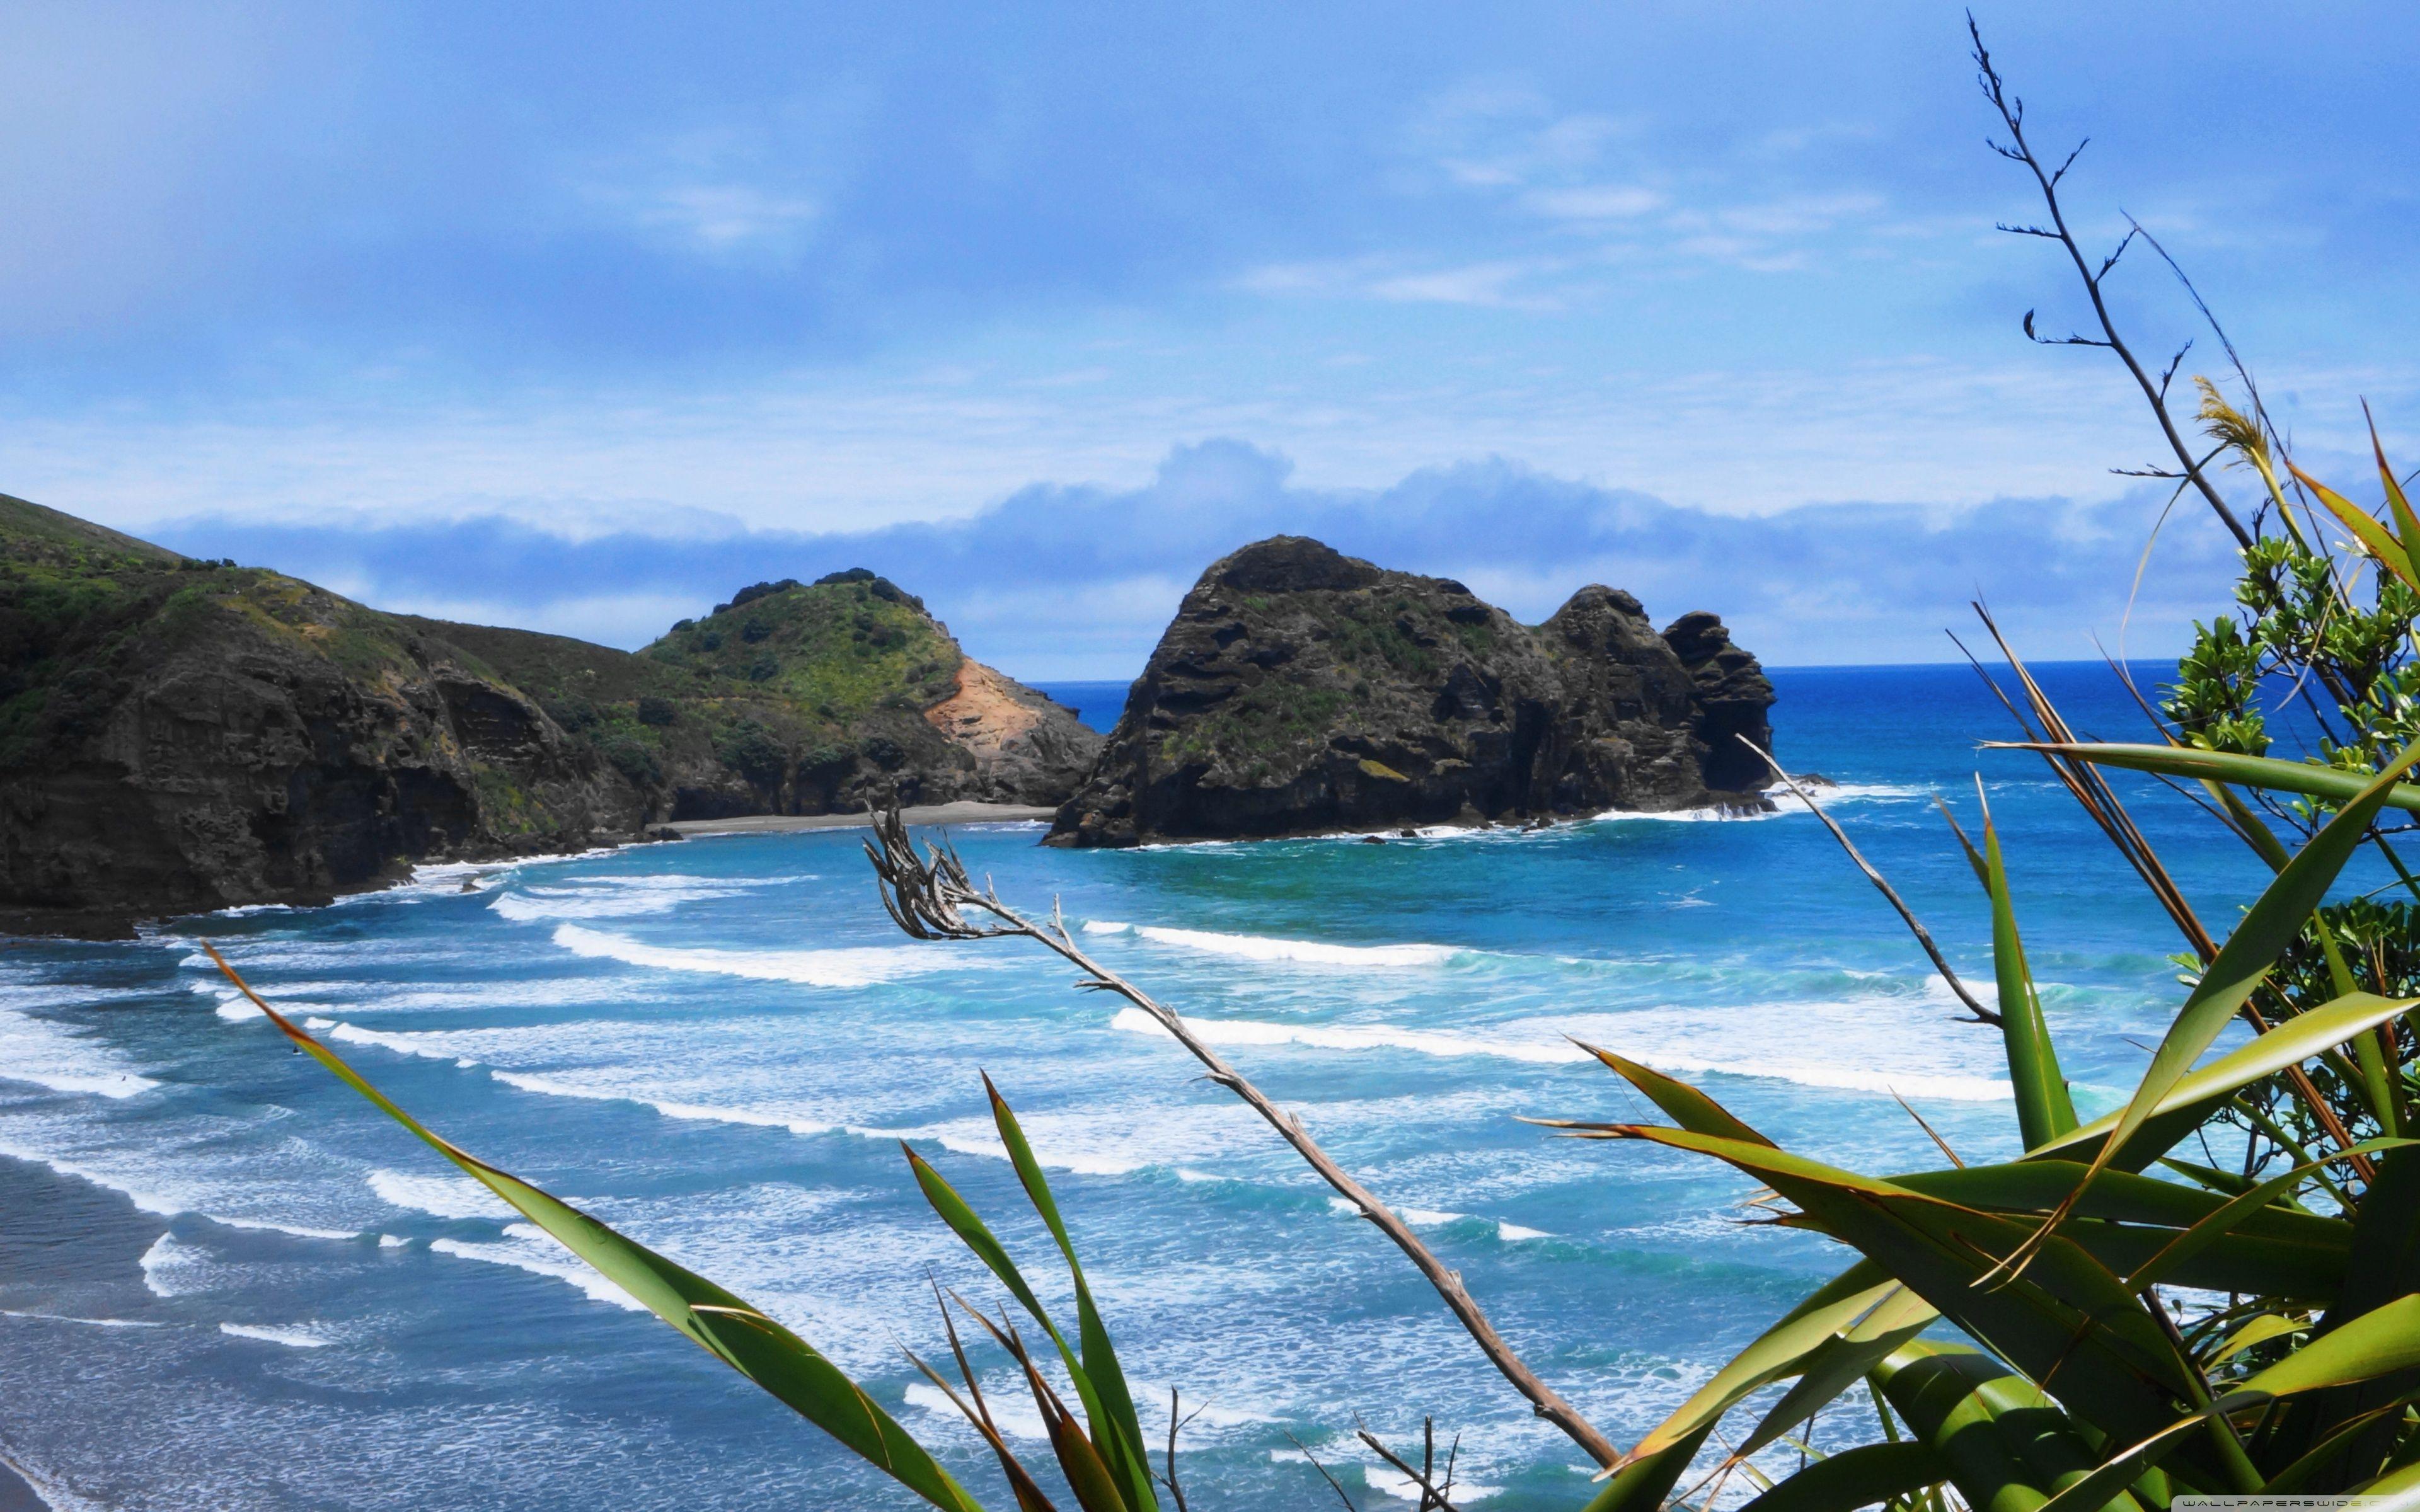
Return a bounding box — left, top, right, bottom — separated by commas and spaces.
661, 802, 1056, 836
0, 1461, 45, 1511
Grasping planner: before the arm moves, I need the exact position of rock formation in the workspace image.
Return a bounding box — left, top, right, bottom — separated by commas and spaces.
448, 569, 1100, 818
1046, 536, 1773, 847
0, 496, 1097, 932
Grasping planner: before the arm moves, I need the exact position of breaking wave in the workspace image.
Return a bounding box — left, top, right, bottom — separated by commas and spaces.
367, 1169, 514, 1220
0, 1007, 159, 1100
1110, 1007, 2011, 1101
1083, 920, 1465, 968
548, 925, 942, 987
430, 1225, 645, 1312
218, 1322, 333, 1349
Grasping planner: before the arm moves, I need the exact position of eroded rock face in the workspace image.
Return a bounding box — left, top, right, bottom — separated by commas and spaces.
1046, 536, 1773, 847
1662, 609, 1776, 793
921, 661, 1106, 806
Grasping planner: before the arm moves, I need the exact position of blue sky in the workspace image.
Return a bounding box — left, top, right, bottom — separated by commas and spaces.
4, 3, 2416, 676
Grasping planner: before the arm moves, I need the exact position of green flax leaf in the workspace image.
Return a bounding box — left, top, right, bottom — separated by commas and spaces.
206, 947, 984, 1512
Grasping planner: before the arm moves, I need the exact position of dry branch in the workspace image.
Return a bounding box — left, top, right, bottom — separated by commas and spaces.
861, 808, 1625, 1469
1738, 738, 2000, 1026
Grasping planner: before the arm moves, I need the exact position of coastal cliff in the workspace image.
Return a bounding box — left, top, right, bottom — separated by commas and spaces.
0, 497, 1097, 932
1046, 536, 1773, 847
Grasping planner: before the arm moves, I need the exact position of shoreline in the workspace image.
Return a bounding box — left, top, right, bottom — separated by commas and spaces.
0, 1458, 45, 1512
0, 803, 1058, 942
660, 802, 1057, 836
0, 788, 1798, 940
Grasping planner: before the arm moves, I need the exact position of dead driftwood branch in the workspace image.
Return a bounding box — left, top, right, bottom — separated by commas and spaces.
861, 806, 1625, 1470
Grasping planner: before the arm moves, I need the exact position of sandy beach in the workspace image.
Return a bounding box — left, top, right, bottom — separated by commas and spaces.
660, 802, 1056, 836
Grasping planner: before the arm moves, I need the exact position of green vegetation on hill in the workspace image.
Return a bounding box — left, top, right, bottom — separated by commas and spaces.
403, 570, 978, 813
0, 493, 644, 924
0, 496, 1098, 925
641, 570, 964, 721
0, 495, 431, 771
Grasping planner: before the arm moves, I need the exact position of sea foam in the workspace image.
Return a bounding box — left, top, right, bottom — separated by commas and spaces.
1112, 1007, 1587, 1064
548, 924, 941, 987
0, 1007, 159, 1100
218, 1322, 333, 1349
1085, 920, 1463, 968
486, 1070, 833, 1136
0, 1309, 163, 1328
1110, 1005, 2012, 1101
488, 876, 750, 923
367, 1168, 515, 1220
430, 1225, 645, 1312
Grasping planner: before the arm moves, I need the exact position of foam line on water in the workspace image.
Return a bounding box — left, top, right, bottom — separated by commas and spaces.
1084, 920, 1463, 968
848, 1101, 1276, 1179
1126, 788, 1916, 849
367, 1169, 516, 1220
0, 1309, 164, 1328
854, 1123, 1150, 1176
487, 1071, 833, 1135
325, 1022, 471, 1062
905, 1382, 1051, 1443
1325, 1198, 1547, 1244
1584, 781, 1925, 827
1114, 1007, 1587, 1065
219, 1322, 333, 1348
1, 1142, 363, 1242
0, 1007, 160, 1099
430, 1225, 645, 1311
1110, 1007, 2012, 1101
489, 878, 754, 922
140, 1234, 211, 1298
548, 924, 943, 987
1368, 1465, 1501, 1502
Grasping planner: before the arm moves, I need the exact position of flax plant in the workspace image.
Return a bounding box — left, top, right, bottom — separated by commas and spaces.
202, 24, 2420, 1511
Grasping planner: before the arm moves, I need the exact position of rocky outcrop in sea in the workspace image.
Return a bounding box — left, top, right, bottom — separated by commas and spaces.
1046, 536, 1773, 847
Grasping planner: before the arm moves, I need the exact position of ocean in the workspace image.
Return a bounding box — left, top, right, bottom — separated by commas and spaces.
0, 663, 2287, 1509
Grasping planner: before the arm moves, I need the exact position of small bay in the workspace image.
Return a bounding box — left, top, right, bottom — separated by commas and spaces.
0, 662, 2273, 1509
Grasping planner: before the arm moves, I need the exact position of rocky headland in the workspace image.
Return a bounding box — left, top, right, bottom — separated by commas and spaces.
0, 495, 1097, 932
1047, 536, 1773, 847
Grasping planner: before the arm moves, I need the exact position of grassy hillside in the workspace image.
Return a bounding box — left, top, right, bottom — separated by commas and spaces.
640, 570, 964, 719
0, 496, 435, 771
405, 570, 971, 807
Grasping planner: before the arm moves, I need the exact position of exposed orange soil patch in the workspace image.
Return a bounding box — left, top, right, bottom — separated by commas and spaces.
923, 660, 1046, 759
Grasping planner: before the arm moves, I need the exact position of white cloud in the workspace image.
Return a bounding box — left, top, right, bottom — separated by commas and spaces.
625, 181, 820, 253
136, 437, 2262, 677
1522, 185, 1665, 220
1366, 260, 1556, 307
577, 127, 829, 260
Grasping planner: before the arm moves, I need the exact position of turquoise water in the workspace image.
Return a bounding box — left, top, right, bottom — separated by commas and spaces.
0, 664, 2284, 1509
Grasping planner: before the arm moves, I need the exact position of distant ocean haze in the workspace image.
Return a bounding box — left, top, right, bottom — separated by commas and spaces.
0, 662, 2298, 1509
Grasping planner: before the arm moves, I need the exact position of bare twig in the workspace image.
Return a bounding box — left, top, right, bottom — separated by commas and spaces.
1737, 738, 2000, 1025
1356, 1417, 1463, 1512
1285, 1431, 1361, 1511
861, 808, 1625, 1469
1160, 1387, 1195, 1512
1971, 15, 2254, 552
